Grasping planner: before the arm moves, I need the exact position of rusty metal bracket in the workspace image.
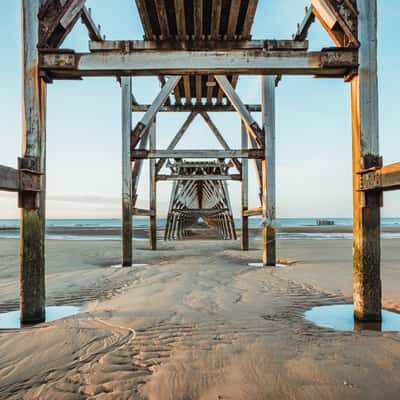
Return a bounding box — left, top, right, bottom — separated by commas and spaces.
17, 157, 42, 210
356, 156, 384, 208
320, 47, 358, 68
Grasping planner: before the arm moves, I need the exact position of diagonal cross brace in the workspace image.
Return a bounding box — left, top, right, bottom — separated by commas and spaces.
131, 76, 182, 156
311, 0, 359, 47
215, 75, 265, 148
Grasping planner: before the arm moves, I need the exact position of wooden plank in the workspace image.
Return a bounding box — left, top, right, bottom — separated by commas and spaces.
381, 163, 400, 191
121, 76, 132, 266
133, 208, 155, 217
40, 49, 358, 78
210, 0, 222, 39
227, 0, 241, 39
0, 164, 41, 192
359, 162, 400, 192
193, 0, 203, 39
0, 166, 18, 191
241, 122, 249, 250
241, 0, 258, 38
21, 0, 46, 324
261, 76, 276, 266
215, 75, 265, 147
351, 0, 381, 322
132, 104, 262, 112
243, 207, 263, 217
89, 40, 309, 52
149, 120, 157, 250
131, 76, 181, 149
132, 149, 264, 160
154, 0, 170, 39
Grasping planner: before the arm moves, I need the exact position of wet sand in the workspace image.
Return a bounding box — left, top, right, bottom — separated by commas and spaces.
0, 238, 399, 399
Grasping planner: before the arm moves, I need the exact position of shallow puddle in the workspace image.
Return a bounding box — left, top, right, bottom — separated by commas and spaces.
305, 304, 400, 332
0, 306, 80, 329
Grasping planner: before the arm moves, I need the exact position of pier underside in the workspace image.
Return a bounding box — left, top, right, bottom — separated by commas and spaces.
164, 161, 236, 240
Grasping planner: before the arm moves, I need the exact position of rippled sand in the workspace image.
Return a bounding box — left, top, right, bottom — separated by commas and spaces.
0, 238, 399, 399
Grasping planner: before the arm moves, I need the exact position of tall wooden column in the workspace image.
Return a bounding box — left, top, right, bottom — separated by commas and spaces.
351, 0, 381, 322
261, 76, 276, 266
121, 77, 133, 266
149, 119, 157, 250
20, 0, 46, 323
241, 122, 249, 250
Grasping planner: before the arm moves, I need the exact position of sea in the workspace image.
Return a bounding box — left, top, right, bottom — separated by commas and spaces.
1, 218, 400, 241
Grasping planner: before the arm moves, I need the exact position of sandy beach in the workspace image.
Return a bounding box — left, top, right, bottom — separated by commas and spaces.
0, 237, 399, 399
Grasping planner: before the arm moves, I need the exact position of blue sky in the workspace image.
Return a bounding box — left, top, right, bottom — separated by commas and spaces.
0, 0, 399, 218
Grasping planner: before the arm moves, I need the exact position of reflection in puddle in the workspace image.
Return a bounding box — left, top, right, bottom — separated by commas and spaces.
304, 304, 400, 332
0, 306, 80, 329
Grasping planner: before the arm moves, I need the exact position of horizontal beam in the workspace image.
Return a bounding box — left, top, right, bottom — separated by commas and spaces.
133, 207, 155, 217
132, 149, 264, 160
243, 207, 263, 217
89, 39, 309, 52
40, 48, 358, 78
132, 104, 262, 112
360, 162, 400, 192
171, 208, 230, 215
0, 164, 41, 193
157, 174, 241, 181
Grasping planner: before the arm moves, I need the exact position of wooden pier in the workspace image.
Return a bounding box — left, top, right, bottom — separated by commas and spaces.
0, 0, 396, 324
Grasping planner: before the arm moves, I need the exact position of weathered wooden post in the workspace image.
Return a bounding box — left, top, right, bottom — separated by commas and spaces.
121, 76, 133, 266
351, 0, 381, 321
261, 76, 276, 266
20, 0, 47, 323
241, 122, 249, 250
149, 119, 157, 250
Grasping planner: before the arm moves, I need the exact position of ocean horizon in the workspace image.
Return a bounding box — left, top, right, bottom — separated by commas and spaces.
1, 218, 400, 241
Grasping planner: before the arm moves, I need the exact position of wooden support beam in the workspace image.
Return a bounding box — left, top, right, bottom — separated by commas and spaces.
294, 6, 315, 41
157, 174, 241, 181
132, 104, 262, 112
155, 111, 197, 173
261, 76, 277, 266
359, 162, 400, 192
149, 119, 157, 250
133, 208, 155, 217
39, 0, 85, 48
81, 6, 103, 41
241, 122, 249, 250
131, 76, 181, 149
40, 49, 358, 78
243, 207, 263, 217
121, 76, 132, 266
132, 149, 264, 160
21, 0, 46, 324
351, 0, 381, 322
311, 0, 359, 47
0, 163, 41, 192
215, 75, 265, 147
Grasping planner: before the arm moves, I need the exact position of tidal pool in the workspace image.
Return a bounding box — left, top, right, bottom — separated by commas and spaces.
305, 304, 400, 332
0, 306, 81, 329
